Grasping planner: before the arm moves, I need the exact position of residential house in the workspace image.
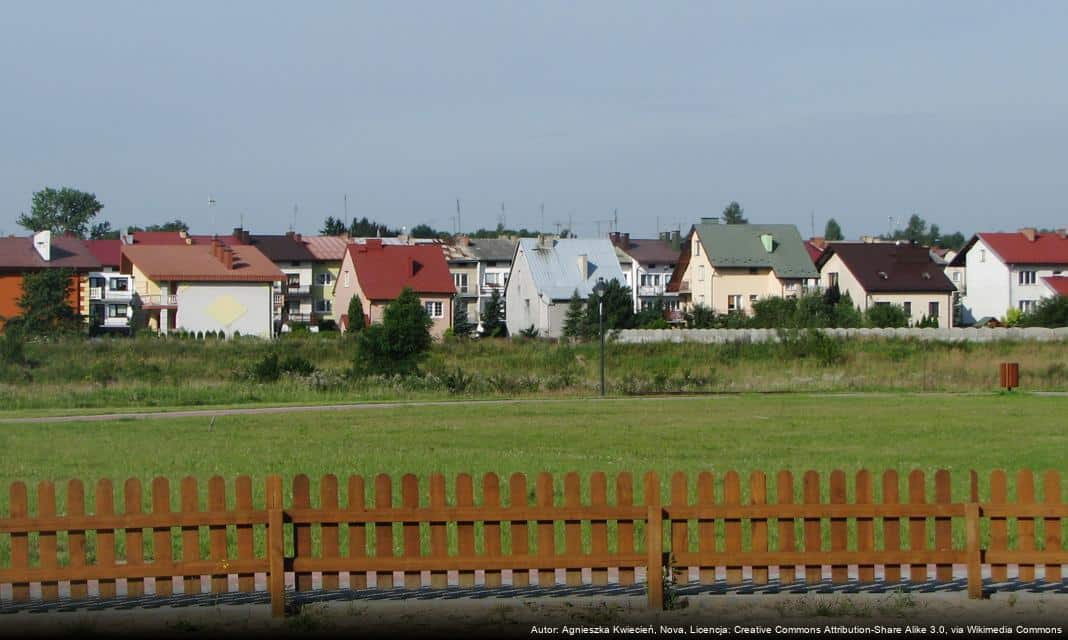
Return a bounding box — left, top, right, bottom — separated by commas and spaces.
332, 239, 456, 338
667, 221, 818, 314
236, 229, 318, 329
85, 239, 134, 333
816, 241, 955, 327
609, 231, 682, 316
442, 239, 479, 324
504, 237, 627, 338
466, 237, 517, 323
120, 240, 284, 337
0, 231, 100, 328
951, 228, 1068, 324
303, 235, 410, 325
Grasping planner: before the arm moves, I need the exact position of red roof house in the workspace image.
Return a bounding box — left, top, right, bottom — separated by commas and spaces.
85, 239, 123, 269
332, 239, 456, 337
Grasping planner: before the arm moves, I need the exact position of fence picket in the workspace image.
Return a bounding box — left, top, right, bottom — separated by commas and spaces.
208, 476, 228, 593
374, 474, 394, 589
37, 482, 58, 601
750, 472, 769, 585
644, 471, 663, 610
150, 478, 171, 596
617, 473, 635, 586
234, 475, 255, 593
990, 470, 1008, 582
321, 475, 340, 591
724, 471, 742, 585
803, 471, 821, 584
882, 471, 901, 585
670, 472, 689, 585
124, 479, 145, 597
855, 470, 874, 583
776, 471, 796, 584
401, 474, 420, 589
456, 474, 476, 587
589, 472, 608, 586
564, 473, 582, 586
908, 470, 927, 583
509, 473, 530, 587
697, 471, 716, 585
934, 470, 952, 582
428, 474, 447, 588
536, 472, 555, 587
483, 474, 503, 588
830, 470, 847, 583
1017, 470, 1036, 582
96, 479, 117, 598
1044, 471, 1062, 583
347, 475, 367, 589
9, 482, 29, 602
292, 474, 312, 592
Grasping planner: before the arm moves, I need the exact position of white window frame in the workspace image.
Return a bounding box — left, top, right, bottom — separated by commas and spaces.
1019, 299, 1036, 313
424, 301, 444, 318
343, 271, 351, 288
316, 272, 333, 286
728, 295, 742, 312
315, 299, 332, 313
454, 273, 468, 293
1018, 270, 1036, 285
107, 304, 127, 318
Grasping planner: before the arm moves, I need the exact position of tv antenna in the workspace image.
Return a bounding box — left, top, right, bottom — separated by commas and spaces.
456, 198, 462, 235
344, 194, 349, 228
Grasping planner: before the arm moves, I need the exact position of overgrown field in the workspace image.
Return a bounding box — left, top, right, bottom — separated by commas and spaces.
0, 394, 1065, 564
2, 334, 1068, 413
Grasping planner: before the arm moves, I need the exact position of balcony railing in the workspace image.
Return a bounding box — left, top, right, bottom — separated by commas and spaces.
285, 285, 311, 296
283, 313, 318, 324
638, 285, 666, 297
480, 283, 505, 295
89, 287, 103, 300
137, 294, 177, 307
90, 287, 134, 301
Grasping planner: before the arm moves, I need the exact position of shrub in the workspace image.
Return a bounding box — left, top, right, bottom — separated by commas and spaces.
864, 304, 909, 328
347, 296, 366, 333
0, 327, 26, 367
1019, 296, 1068, 327
317, 319, 338, 332
776, 328, 846, 366
519, 325, 540, 339
435, 367, 475, 393
351, 288, 433, 377
279, 354, 316, 376
249, 352, 281, 382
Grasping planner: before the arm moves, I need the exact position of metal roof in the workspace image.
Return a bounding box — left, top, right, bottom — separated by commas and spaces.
517, 238, 627, 301
694, 223, 818, 278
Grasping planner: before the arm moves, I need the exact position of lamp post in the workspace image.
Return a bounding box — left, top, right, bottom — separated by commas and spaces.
593, 278, 607, 396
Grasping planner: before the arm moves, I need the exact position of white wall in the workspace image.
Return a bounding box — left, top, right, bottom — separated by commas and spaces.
505, 248, 539, 335
175, 282, 274, 338
961, 238, 1011, 323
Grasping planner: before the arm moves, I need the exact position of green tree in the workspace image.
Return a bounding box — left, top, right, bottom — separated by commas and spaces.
584, 279, 634, 333
129, 219, 190, 233
940, 231, 967, 251
347, 295, 366, 333
824, 218, 844, 241
864, 303, 909, 328
349, 217, 399, 237
831, 291, 863, 328
722, 201, 747, 224
452, 296, 476, 337
16, 269, 81, 336
90, 221, 120, 239
351, 288, 432, 376
18, 187, 104, 238
685, 304, 716, 329
562, 290, 586, 339
411, 223, 449, 239
1019, 296, 1068, 327
480, 288, 507, 337
320, 216, 346, 235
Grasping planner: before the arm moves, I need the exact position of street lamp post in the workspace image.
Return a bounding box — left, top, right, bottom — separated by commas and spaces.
593, 279, 607, 396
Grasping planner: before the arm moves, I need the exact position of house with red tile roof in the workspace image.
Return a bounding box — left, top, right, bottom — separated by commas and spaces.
0, 232, 100, 329
83, 239, 135, 333
332, 239, 456, 338
120, 239, 284, 337
950, 227, 1068, 324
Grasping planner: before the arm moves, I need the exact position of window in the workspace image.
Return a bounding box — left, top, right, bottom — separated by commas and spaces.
828, 272, 839, 287
748, 267, 758, 275
697, 265, 706, 282
728, 295, 742, 311
315, 272, 333, 286
343, 271, 351, 288
903, 301, 912, 317
1019, 270, 1036, 285
749, 294, 757, 305
1019, 299, 1036, 312
454, 273, 468, 293
424, 301, 444, 318
484, 272, 503, 287
952, 271, 960, 282
90, 276, 106, 288
108, 278, 129, 291
979, 249, 986, 262
315, 299, 332, 313
694, 241, 700, 256
928, 301, 940, 320
107, 304, 127, 318
287, 274, 301, 288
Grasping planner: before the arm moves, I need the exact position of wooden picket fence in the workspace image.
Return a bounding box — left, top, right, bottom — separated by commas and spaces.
1, 469, 1067, 617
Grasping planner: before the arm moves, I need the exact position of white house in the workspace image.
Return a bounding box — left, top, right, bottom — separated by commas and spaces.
951, 228, 1068, 324
504, 237, 627, 338
609, 231, 682, 316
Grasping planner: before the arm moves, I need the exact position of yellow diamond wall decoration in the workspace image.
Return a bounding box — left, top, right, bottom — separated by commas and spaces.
206, 295, 248, 327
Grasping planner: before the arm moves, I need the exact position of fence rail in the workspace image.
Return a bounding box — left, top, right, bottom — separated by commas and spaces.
1, 469, 1066, 617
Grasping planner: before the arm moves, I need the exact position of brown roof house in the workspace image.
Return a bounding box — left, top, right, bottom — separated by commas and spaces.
0, 231, 101, 329
120, 239, 284, 337
816, 241, 956, 327
610, 231, 683, 316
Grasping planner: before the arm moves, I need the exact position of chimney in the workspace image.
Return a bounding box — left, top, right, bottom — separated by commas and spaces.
670, 230, 681, 251
366, 238, 383, 250
622, 233, 630, 247
32, 230, 51, 261
222, 247, 234, 270
286, 231, 295, 240
179, 230, 189, 239
233, 227, 243, 238
1058, 229, 1067, 239
609, 232, 621, 247
576, 254, 588, 279
459, 235, 470, 247
294, 233, 302, 243
760, 233, 774, 253
1020, 227, 1037, 242
241, 230, 251, 244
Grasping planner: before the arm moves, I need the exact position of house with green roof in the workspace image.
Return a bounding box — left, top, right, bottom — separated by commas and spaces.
666, 219, 818, 314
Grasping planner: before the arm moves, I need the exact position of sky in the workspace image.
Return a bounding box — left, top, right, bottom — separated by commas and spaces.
2, 1, 1067, 240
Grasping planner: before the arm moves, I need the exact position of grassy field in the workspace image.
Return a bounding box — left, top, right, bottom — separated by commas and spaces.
3, 334, 1068, 413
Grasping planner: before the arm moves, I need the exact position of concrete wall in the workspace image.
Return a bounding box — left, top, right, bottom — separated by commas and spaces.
175, 281, 274, 338
615, 327, 1068, 344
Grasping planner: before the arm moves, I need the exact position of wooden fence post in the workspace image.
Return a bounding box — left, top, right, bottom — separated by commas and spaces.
644, 472, 663, 610
965, 502, 982, 599
266, 475, 286, 617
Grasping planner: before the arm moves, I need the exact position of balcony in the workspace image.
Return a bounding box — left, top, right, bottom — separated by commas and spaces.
638, 285, 667, 297
480, 283, 506, 295
89, 287, 103, 301
90, 286, 134, 301
283, 312, 318, 325
285, 285, 312, 297
138, 294, 177, 308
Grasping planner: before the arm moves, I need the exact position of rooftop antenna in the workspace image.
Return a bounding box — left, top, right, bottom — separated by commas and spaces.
810, 210, 815, 238
569, 211, 574, 237
208, 196, 217, 234
456, 198, 462, 235
344, 194, 349, 229
499, 202, 506, 230
240, 211, 244, 230
540, 203, 545, 234
613, 208, 618, 234
291, 204, 298, 232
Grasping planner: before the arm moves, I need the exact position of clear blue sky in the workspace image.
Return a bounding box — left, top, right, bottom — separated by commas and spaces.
2, 1, 1066, 239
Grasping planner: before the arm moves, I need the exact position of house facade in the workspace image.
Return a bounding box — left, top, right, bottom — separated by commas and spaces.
504, 237, 627, 338
85, 239, 133, 332
120, 240, 284, 337
667, 221, 818, 314
467, 237, 517, 326
441, 240, 479, 324
0, 231, 100, 329
332, 239, 456, 338
610, 231, 682, 315
239, 229, 317, 330
951, 228, 1068, 324
816, 242, 955, 327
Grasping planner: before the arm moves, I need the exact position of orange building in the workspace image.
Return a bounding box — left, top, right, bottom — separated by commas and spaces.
0, 232, 101, 327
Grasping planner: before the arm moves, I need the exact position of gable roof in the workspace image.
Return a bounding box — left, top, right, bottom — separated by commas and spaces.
304, 235, 350, 261
84, 239, 122, 269
517, 238, 627, 300
246, 234, 317, 262
804, 240, 825, 263
346, 241, 455, 300
121, 243, 284, 282
1043, 276, 1068, 297
976, 231, 1068, 266
618, 237, 680, 265
693, 223, 818, 278
817, 242, 955, 293
0, 235, 101, 271
129, 231, 248, 246
467, 238, 517, 262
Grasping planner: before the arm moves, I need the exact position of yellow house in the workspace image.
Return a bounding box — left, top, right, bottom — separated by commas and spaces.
667, 220, 818, 314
